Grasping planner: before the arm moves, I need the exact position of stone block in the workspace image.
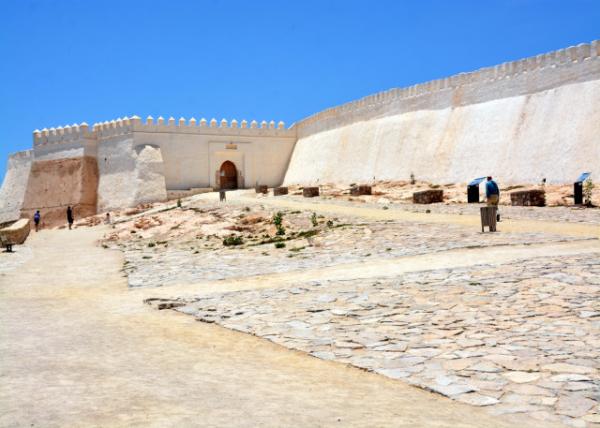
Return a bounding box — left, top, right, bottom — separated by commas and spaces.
413, 189, 443, 204
350, 185, 372, 196
302, 187, 320, 198
510, 190, 545, 207
273, 187, 288, 196
255, 185, 268, 194
0, 218, 31, 244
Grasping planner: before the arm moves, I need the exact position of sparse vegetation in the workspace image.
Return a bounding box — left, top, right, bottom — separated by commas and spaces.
273, 211, 286, 235
177, 199, 182, 208
223, 235, 244, 246
311, 212, 318, 227
274, 242, 286, 249
410, 173, 416, 185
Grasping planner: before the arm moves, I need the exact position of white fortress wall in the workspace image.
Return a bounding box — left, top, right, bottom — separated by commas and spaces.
0, 150, 33, 223
130, 116, 297, 190
285, 41, 600, 186
95, 116, 296, 210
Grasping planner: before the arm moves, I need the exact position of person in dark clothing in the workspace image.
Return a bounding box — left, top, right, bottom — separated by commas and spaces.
485, 176, 501, 222
67, 206, 74, 230
33, 210, 41, 232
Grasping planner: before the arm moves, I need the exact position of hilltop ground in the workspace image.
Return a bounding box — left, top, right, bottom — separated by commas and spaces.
1, 185, 598, 427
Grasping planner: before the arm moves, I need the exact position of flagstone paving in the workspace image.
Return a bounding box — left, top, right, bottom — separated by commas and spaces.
151, 253, 600, 428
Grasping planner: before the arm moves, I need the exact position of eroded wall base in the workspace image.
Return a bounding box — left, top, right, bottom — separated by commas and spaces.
21, 156, 99, 228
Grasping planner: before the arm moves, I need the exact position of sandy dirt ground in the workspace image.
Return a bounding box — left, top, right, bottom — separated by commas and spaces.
0, 225, 557, 427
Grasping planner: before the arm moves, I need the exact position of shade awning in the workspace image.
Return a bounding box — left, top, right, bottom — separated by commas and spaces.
576, 172, 591, 183
468, 177, 486, 186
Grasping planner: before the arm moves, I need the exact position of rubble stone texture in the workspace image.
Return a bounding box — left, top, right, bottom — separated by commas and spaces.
155, 253, 600, 428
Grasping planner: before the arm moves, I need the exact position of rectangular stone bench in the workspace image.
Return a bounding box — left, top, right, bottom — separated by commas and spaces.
510, 189, 546, 207
255, 185, 268, 194
413, 189, 443, 204
350, 185, 372, 196
273, 187, 288, 196
302, 187, 320, 198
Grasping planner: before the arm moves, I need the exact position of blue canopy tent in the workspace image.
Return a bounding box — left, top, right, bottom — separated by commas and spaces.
467, 177, 486, 203
574, 172, 591, 205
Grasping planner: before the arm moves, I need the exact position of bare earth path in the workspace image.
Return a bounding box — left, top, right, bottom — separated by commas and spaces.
0, 227, 548, 427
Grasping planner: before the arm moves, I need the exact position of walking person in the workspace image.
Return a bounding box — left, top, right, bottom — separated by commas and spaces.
33, 210, 41, 232
67, 206, 74, 230
485, 176, 501, 222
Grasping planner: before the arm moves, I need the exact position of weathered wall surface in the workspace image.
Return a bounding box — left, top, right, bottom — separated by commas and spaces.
134, 145, 168, 205
0, 150, 33, 224
285, 41, 600, 186
20, 156, 99, 227
97, 136, 142, 212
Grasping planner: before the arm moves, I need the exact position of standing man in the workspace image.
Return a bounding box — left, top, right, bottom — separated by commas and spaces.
33, 210, 41, 232
67, 206, 74, 230
486, 176, 501, 222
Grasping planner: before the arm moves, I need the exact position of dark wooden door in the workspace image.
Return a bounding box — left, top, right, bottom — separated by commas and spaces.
219, 161, 237, 190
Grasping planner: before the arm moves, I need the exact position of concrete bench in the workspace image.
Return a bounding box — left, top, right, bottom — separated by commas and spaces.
510, 190, 546, 207
413, 189, 443, 204
302, 187, 320, 198
274, 187, 288, 196
350, 185, 372, 196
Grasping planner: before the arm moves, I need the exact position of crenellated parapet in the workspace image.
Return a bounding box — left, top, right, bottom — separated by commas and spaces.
34, 114, 295, 146
295, 40, 600, 137
33, 122, 94, 146
128, 116, 294, 138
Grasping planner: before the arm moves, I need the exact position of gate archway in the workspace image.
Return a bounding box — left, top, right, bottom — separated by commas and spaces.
219, 161, 238, 190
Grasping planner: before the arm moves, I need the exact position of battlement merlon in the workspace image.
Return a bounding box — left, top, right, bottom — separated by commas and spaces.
33, 115, 296, 146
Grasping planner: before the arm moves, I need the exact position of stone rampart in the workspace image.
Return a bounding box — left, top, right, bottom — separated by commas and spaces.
285, 41, 600, 186
294, 41, 600, 138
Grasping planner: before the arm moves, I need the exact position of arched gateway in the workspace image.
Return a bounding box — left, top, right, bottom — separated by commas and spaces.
219, 161, 238, 190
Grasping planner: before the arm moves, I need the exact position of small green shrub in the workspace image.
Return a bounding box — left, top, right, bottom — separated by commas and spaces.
326, 220, 334, 228
273, 211, 285, 235
177, 199, 182, 208
148, 242, 155, 248
275, 242, 286, 249
223, 236, 244, 246
311, 212, 318, 227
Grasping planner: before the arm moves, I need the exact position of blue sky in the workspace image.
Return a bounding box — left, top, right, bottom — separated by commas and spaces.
1, 0, 599, 177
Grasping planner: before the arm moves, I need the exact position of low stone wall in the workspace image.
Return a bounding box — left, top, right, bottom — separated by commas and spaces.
413, 189, 444, 204
166, 188, 212, 200
0, 218, 30, 244
510, 189, 546, 207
